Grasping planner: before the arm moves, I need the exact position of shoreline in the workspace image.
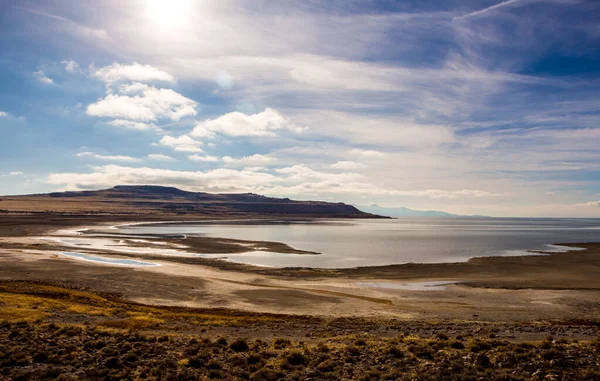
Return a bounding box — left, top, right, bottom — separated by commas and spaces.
1, 214, 600, 322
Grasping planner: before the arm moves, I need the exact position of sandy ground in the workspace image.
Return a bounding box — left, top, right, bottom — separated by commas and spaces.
1, 214, 600, 323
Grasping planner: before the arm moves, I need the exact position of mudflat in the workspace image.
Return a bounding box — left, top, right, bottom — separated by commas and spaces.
1, 214, 600, 321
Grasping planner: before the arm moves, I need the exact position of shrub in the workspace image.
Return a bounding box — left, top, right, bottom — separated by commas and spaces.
475, 353, 491, 368
354, 338, 366, 346
387, 345, 404, 358
247, 353, 261, 365
216, 337, 228, 346
229, 354, 246, 367
274, 338, 290, 349
33, 351, 49, 363
286, 351, 307, 366
207, 359, 223, 370
317, 360, 336, 373
104, 356, 121, 369
316, 342, 330, 353
347, 346, 361, 356
230, 338, 249, 352
251, 368, 281, 381
208, 370, 222, 379
186, 356, 205, 368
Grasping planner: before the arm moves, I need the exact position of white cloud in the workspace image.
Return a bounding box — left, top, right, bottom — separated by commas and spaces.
46, 165, 279, 193
222, 154, 277, 166
116, 82, 151, 94
108, 119, 157, 130
75, 151, 141, 162
349, 149, 386, 158
0, 112, 7, 117
275, 165, 362, 183
577, 201, 600, 207
192, 108, 305, 137
189, 125, 216, 139
189, 154, 219, 162
61, 59, 79, 72
34, 70, 54, 84
157, 135, 203, 152
86, 83, 197, 122
330, 161, 367, 170
93, 62, 175, 83
244, 166, 266, 172
147, 153, 176, 161
45, 163, 505, 202
9, 172, 24, 176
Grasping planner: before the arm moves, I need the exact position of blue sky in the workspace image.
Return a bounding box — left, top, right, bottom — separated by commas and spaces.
0, 0, 599, 217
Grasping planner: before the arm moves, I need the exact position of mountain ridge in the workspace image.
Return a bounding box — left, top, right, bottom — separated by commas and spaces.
1, 185, 384, 218
358, 204, 486, 218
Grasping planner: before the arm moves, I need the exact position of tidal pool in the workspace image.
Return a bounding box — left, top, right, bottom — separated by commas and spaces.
356, 280, 462, 291
61, 252, 159, 266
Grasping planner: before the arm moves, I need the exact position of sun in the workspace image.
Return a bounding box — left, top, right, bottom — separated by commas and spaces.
145, 0, 193, 29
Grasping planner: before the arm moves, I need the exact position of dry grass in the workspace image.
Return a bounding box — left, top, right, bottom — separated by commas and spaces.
1, 281, 599, 380
0, 281, 283, 330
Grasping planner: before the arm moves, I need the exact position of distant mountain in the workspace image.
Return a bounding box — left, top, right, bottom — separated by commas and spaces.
357, 204, 482, 218
0, 185, 385, 218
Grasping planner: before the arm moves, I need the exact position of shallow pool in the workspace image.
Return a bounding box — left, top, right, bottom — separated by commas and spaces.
356, 280, 462, 291
61, 252, 159, 266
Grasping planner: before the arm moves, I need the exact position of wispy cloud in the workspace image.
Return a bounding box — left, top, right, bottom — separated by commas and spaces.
147, 153, 176, 161
92, 63, 175, 83
189, 154, 219, 162
34, 70, 53, 84
14, 6, 110, 40
330, 161, 367, 170
61, 59, 79, 72
75, 152, 141, 162
453, 0, 543, 21
222, 154, 277, 166
107, 120, 157, 130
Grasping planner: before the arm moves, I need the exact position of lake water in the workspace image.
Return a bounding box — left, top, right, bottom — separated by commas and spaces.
102, 217, 600, 268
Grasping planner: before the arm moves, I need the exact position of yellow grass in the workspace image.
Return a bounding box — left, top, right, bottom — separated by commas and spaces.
0, 281, 282, 330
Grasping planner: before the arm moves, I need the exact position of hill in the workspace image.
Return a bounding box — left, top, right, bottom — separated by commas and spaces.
0, 185, 382, 218
358, 204, 484, 218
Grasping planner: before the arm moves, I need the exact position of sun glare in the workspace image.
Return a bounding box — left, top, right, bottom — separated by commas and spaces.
145, 0, 193, 29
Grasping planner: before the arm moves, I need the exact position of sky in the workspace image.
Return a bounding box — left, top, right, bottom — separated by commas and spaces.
0, 0, 599, 217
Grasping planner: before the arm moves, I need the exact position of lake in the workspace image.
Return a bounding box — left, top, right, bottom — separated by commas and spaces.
102, 217, 600, 268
